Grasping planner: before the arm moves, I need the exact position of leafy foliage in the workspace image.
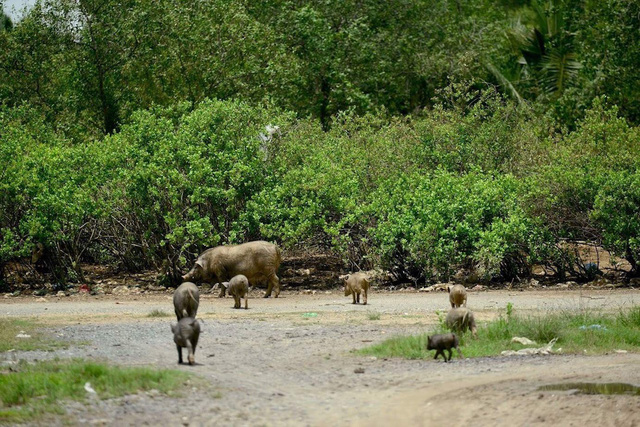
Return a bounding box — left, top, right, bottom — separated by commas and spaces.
1, 0, 639, 287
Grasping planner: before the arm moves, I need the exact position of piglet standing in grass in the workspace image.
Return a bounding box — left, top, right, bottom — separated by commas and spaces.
446, 307, 478, 338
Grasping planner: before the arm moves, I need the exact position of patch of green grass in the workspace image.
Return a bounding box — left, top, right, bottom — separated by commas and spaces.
367, 312, 381, 321
0, 319, 69, 352
147, 309, 172, 318
0, 359, 194, 423
358, 305, 640, 360
358, 334, 430, 359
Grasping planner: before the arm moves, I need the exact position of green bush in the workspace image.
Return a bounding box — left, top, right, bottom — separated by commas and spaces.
592, 171, 640, 275
1, 93, 638, 288
363, 171, 544, 281
101, 99, 293, 280
247, 112, 425, 264
522, 100, 640, 277
0, 100, 293, 284
0, 106, 109, 283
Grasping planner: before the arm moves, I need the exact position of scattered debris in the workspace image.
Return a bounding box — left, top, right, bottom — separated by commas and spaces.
419, 283, 449, 292
295, 268, 313, 276
592, 278, 611, 287
302, 312, 318, 318
511, 337, 537, 346
84, 382, 97, 394
112, 286, 131, 295
354, 367, 365, 374
15, 332, 31, 339
501, 338, 558, 356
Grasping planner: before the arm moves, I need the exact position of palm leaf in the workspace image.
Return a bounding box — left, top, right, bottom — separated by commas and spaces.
541, 50, 582, 94
485, 62, 527, 107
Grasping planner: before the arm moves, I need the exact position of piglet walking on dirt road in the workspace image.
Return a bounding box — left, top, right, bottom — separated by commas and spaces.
171, 317, 201, 365
448, 284, 467, 308
221, 274, 249, 309
341, 272, 370, 305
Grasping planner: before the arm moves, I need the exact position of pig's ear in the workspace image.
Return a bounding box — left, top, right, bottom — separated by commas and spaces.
195, 260, 204, 269
171, 323, 177, 333
447, 286, 451, 293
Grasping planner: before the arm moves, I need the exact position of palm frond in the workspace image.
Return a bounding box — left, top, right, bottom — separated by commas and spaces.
485, 62, 527, 107
541, 50, 582, 94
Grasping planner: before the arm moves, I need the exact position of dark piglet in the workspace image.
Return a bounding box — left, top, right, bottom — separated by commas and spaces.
427, 333, 463, 362
171, 317, 201, 365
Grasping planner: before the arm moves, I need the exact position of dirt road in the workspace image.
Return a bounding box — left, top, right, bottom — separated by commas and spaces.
2, 288, 639, 426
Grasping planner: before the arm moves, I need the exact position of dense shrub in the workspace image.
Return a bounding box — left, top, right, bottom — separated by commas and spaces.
1, 94, 638, 288
362, 171, 546, 282
0, 106, 110, 284
100, 100, 293, 281
518, 100, 640, 278
0, 100, 293, 284
247, 112, 423, 253
592, 171, 640, 275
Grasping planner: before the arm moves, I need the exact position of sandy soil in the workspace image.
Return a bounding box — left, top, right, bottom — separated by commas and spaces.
2, 288, 639, 426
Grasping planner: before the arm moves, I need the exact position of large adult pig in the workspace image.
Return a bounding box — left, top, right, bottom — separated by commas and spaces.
173, 282, 200, 320
182, 241, 282, 298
